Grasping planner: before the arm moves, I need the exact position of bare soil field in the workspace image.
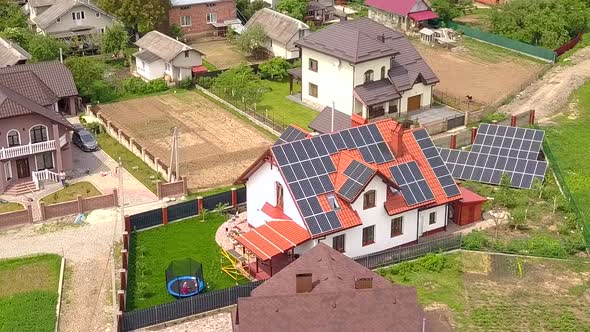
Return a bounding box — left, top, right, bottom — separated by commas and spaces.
414, 39, 547, 107
96, 92, 272, 191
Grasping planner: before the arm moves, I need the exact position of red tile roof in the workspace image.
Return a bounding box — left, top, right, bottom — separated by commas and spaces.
261, 202, 292, 220
408, 10, 439, 21
366, 0, 418, 16
236, 220, 310, 260
459, 186, 487, 203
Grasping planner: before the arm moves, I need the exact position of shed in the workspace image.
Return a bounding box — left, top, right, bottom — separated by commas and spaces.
451, 186, 487, 226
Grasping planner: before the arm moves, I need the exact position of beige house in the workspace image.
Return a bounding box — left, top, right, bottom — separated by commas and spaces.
0, 37, 31, 68
26, 0, 116, 39
134, 31, 203, 82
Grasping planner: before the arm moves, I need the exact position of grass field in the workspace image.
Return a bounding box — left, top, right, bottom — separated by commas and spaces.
126, 212, 245, 310
0, 202, 24, 214
40, 181, 101, 205
0, 254, 61, 332
257, 80, 319, 129
379, 252, 590, 331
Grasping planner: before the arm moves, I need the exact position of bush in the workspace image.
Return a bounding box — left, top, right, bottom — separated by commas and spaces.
197, 76, 215, 89
176, 78, 194, 90
462, 230, 488, 250
258, 57, 292, 80
88, 80, 118, 103
417, 253, 447, 272
144, 78, 168, 93
390, 261, 416, 275
122, 77, 147, 94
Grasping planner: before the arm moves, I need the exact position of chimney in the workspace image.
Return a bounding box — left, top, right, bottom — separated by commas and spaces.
377, 33, 385, 43
355, 277, 373, 289
390, 123, 404, 157
296, 273, 313, 293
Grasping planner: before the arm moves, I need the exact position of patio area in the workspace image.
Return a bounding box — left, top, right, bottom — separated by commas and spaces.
407, 105, 464, 125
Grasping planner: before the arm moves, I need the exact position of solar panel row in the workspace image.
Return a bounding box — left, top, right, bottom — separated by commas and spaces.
472, 124, 544, 160
274, 126, 308, 145
412, 129, 461, 198
389, 161, 435, 206
338, 161, 376, 202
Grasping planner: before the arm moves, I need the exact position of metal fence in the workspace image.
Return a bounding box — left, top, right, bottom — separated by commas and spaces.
167, 199, 198, 223
446, 21, 556, 63
542, 138, 590, 248
129, 209, 163, 231
202, 190, 234, 211
121, 281, 263, 331
353, 234, 463, 270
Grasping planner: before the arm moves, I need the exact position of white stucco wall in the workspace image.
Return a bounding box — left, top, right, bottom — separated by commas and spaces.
245, 161, 306, 230
417, 204, 447, 236
399, 82, 433, 114
352, 57, 391, 87
136, 58, 165, 81
301, 48, 355, 114
368, 7, 408, 31
44, 4, 114, 34
171, 50, 202, 68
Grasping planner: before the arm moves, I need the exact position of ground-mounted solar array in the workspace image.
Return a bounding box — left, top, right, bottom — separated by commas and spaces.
472, 123, 544, 160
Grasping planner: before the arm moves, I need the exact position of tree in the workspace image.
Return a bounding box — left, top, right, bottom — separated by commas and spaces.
236, 24, 268, 60
101, 24, 130, 58
97, 0, 168, 38
237, 0, 269, 21
0, 0, 27, 31
26, 34, 68, 62
431, 0, 468, 22
64, 57, 105, 100
276, 0, 308, 20
258, 57, 292, 80
0, 27, 33, 47
213, 64, 266, 104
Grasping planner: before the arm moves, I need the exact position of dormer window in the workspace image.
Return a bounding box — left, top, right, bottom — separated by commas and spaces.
327, 195, 340, 211
381, 66, 386, 79
364, 70, 374, 83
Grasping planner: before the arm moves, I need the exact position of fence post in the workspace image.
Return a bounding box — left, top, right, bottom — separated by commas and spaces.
471, 127, 478, 144
231, 187, 237, 208
113, 188, 119, 207
39, 202, 46, 221
162, 206, 168, 225
120, 269, 127, 291
450, 134, 457, 149
118, 290, 125, 312
182, 176, 188, 196
197, 196, 203, 215
122, 232, 129, 250
121, 249, 128, 270
117, 311, 123, 332
124, 215, 130, 232
529, 109, 536, 125
511, 115, 517, 127
26, 204, 33, 223
154, 157, 160, 174
141, 147, 146, 162
156, 180, 162, 200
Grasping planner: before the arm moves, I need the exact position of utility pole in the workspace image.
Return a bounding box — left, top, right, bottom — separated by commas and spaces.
119, 157, 124, 222
169, 127, 180, 181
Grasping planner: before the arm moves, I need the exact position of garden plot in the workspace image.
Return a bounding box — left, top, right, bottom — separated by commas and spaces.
414, 38, 547, 107
96, 92, 273, 191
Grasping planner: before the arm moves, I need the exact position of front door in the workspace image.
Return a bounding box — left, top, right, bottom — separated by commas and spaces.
15, 158, 30, 179
407, 95, 422, 111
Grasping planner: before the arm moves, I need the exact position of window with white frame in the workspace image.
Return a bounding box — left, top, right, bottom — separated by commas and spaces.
429, 212, 436, 225
165, 62, 171, 71
206, 12, 217, 23
7, 130, 20, 147
327, 195, 340, 210
72, 11, 85, 21
180, 15, 192, 27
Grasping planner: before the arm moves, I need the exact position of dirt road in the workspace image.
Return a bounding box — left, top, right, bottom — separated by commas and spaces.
499, 48, 590, 120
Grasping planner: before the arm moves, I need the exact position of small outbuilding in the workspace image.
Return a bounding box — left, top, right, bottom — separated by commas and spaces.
451, 186, 487, 226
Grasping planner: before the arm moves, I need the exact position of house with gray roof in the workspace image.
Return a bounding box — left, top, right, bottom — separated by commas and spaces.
0, 37, 31, 68
133, 31, 203, 82
292, 18, 439, 125
26, 0, 116, 39
244, 8, 309, 60
0, 61, 78, 194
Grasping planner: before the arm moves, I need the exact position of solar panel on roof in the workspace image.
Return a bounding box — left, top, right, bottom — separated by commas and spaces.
389, 161, 435, 206
412, 129, 461, 198
274, 126, 307, 145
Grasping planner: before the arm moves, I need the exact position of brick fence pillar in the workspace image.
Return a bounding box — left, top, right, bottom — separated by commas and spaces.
231, 187, 237, 208
197, 196, 203, 215
122, 232, 129, 250
511, 115, 517, 127
120, 269, 127, 291
76, 195, 83, 214
117, 311, 123, 332
529, 109, 536, 125
470, 127, 478, 144
156, 180, 162, 200
450, 134, 457, 149
182, 176, 188, 196
162, 206, 168, 225
39, 202, 46, 221
121, 249, 128, 270
118, 290, 125, 312
26, 204, 33, 223
124, 215, 130, 232
113, 188, 119, 207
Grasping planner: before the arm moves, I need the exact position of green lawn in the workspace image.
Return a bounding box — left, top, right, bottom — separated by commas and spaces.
96, 132, 162, 193
462, 37, 546, 64
0, 202, 24, 214
257, 80, 319, 129
202, 59, 218, 71
543, 81, 590, 242
126, 212, 245, 310
40, 181, 101, 205
379, 252, 590, 331
0, 254, 62, 332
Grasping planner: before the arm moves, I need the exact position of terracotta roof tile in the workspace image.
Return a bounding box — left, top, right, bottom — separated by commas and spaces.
236, 220, 310, 260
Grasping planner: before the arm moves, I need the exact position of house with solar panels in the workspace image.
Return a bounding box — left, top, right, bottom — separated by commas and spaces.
289, 18, 438, 123
234, 119, 473, 278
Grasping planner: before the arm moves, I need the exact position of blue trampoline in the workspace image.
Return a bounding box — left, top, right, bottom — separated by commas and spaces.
165, 259, 206, 298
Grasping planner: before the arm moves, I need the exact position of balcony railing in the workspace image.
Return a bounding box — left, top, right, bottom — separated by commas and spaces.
0, 134, 67, 160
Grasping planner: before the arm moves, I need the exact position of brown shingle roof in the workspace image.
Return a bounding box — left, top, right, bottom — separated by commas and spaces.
234, 243, 427, 332
354, 78, 401, 106
309, 106, 351, 134
0, 71, 58, 106
0, 61, 78, 98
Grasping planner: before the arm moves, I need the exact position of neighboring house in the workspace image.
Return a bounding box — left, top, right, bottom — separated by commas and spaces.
0, 62, 78, 194
233, 243, 432, 332
305, 0, 336, 25
234, 119, 481, 278
0, 37, 31, 68
366, 0, 439, 32
293, 18, 439, 121
134, 31, 203, 82
169, 0, 238, 37
26, 0, 116, 39
244, 8, 309, 60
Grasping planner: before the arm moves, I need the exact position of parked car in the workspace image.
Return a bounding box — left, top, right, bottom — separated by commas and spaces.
72, 127, 99, 152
